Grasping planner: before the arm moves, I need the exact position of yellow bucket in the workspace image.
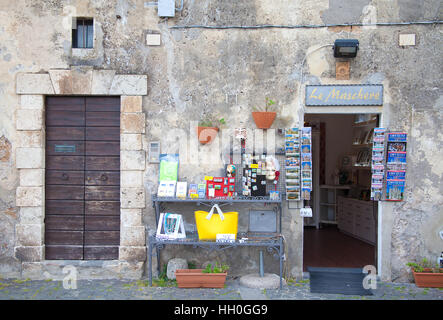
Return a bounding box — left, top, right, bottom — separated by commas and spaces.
195, 209, 238, 241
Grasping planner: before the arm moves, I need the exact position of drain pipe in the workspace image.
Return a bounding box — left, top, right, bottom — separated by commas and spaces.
259, 250, 264, 277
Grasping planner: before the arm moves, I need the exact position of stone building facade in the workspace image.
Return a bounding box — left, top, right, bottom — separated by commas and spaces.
0, 0, 442, 282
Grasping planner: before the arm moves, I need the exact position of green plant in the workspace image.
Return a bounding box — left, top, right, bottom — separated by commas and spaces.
407, 258, 443, 273
202, 262, 229, 274
198, 117, 226, 128
253, 97, 277, 112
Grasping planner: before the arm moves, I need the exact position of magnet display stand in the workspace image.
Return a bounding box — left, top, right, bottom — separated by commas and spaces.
285, 128, 301, 200
385, 132, 407, 201
301, 127, 312, 201
370, 129, 408, 201
371, 128, 386, 200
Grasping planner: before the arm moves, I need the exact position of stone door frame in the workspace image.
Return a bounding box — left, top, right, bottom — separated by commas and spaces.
302, 106, 388, 280
14, 67, 148, 278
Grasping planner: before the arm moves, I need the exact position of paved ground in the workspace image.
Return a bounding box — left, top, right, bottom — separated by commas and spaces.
0, 277, 442, 300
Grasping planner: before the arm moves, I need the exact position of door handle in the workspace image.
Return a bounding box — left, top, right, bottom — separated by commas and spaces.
100, 174, 108, 181
61, 173, 69, 181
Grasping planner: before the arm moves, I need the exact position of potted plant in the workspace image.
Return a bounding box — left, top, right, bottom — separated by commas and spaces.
252, 97, 277, 129
197, 117, 226, 145
407, 258, 443, 288
176, 262, 229, 288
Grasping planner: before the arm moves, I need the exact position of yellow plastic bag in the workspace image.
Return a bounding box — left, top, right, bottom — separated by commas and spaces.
195, 204, 238, 240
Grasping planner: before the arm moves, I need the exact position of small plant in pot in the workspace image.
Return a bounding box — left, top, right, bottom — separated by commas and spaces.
197, 117, 226, 145
176, 262, 229, 288
407, 258, 443, 288
252, 97, 278, 129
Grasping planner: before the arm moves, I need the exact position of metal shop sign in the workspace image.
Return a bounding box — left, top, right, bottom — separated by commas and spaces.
306, 84, 383, 106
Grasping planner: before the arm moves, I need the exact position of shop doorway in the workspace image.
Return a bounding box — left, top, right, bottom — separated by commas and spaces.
302, 113, 379, 271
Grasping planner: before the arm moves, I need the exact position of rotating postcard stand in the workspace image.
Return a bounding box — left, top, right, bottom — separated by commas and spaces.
156, 213, 186, 240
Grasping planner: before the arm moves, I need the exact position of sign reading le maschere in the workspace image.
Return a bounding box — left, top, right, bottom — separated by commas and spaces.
306, 85, 383, 106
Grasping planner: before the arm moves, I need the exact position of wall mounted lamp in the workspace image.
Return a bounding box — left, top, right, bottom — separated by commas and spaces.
333, 39, 359, 58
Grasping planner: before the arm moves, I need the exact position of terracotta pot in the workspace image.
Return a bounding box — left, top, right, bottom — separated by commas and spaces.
197, 126, 219, 144
252, 112, 276, 129
175, 269, 227, 288
412, 268, 443, 288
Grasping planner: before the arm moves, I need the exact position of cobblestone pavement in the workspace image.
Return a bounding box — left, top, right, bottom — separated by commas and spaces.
0, 277, 442, 300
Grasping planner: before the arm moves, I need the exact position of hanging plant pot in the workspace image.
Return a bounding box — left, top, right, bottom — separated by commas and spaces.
197, 126, 219, 145
411, 268, 443, 288
252, 112, 276, 129
176, 269, 227, 288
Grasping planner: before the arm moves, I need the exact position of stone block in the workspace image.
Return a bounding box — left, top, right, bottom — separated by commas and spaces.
19, 207, 44, 224
121, 170, 143, 187
121, 96, 143, 113
17, 131, 44, 148
121, 187, 145, 208
49, 67, 93, 95
119, 246, 147, 262
121, 134, 143, 151
14, 245, 44, 262
16, 109, 43, 130
91, 69, 116, 94
120, 226, 146, 246
16, 73, 54, 95
399, 34, 416, 46
121, 113, 146, 134
16, 224, 44, 246
121, 150, 146, 171
20, 95, 44, 110
16, 147, 44, 169
110, 75, 148, 95
167, 258, 188, 280
19, 169, 44, 187
121, 208, 143, 227
16, 186, 44, 207
146, 34, 161, 46
117, 261, 144, 279
21, 262, 44, 280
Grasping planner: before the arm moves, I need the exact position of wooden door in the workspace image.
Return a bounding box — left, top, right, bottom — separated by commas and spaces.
45, 97, 120, 260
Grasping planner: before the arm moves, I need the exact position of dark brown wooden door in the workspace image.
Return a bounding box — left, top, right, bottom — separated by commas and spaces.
45, 97, 120, 260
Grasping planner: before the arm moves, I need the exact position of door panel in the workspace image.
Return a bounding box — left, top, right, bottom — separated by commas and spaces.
85, 216, 120, 231
46, 171, 85, 185
46, 156, 85, 170
46, 185, 85, 200
86, 141, 120, 156
85, 201, 120, 216
45, 246, 83, 260
46, 127, 85, 141
85, 97, 120, 112
85, 156, 120, 171
85, 186, 120, 201
86, 127, 120, 141
46, 200, 84, 215
86, 111, 120, 127
45, 215, 84, 231
45, 97, 120, 260
85, 171, 120, 186
45, 231, 84, 245
84, 246, 119, 260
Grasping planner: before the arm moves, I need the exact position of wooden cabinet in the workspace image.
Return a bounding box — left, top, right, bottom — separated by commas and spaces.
337, 197, 377, 245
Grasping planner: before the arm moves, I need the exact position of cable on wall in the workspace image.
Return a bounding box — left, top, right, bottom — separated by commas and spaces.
170, 20, 443, 30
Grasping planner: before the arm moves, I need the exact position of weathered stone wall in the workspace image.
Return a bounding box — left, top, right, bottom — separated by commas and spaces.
0, 0, 441, 281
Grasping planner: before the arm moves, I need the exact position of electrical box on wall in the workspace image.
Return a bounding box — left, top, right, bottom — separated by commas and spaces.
149, 141, 160, 163
158, 0, 175, 17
